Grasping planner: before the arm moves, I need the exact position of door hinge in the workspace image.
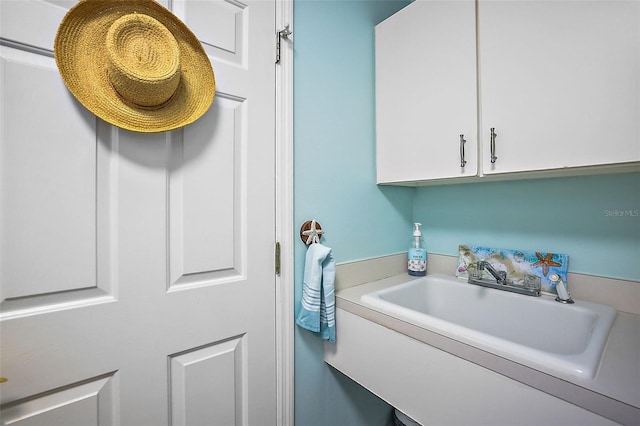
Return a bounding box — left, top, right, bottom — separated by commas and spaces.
275, 242, 281, 275
275, 25, 292, 64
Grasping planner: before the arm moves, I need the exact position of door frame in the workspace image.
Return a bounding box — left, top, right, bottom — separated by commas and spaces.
275, 1, 294, 424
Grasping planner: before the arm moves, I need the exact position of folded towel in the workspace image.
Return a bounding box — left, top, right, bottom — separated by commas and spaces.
296, 243, 336, 343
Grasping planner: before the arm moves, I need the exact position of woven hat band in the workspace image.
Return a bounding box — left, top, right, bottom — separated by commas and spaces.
106, 13, 181, 108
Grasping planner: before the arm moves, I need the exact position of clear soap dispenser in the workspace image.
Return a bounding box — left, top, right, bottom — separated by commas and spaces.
408, 223, 427, 276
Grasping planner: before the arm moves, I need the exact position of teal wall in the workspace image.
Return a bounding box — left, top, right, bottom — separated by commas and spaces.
293, 1, 640, 425
293, 0, 412, 425
414, 173, 640, 281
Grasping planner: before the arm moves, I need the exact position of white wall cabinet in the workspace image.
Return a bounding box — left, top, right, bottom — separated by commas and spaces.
375, 0, 640, 185
375, 0, 478, 183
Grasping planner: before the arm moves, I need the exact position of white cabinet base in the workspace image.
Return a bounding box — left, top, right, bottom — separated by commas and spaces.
324, 309, 619, 426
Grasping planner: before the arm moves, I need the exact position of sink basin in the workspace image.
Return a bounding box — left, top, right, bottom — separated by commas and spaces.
360, 274, 616, 379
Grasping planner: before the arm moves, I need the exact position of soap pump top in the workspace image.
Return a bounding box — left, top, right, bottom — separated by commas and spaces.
413, 222, 422, 237
411, 222, 424, 248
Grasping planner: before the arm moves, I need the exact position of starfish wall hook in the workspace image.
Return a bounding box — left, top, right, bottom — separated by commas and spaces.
300, 219, 324, 245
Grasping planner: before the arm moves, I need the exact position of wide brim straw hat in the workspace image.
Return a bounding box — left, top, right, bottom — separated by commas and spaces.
54, 0, 215, 133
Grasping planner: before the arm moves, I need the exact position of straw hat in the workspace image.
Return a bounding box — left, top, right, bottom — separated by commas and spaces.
54, 0, 215, 133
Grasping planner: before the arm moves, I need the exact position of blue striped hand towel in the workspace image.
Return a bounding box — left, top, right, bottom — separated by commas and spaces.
296, 243, 336, 343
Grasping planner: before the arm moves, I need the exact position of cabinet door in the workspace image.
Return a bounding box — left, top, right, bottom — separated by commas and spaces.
479, 0, 640, 175
376, 0, 477, 184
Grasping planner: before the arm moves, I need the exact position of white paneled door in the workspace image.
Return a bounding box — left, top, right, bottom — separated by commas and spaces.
0, 0, 277, 425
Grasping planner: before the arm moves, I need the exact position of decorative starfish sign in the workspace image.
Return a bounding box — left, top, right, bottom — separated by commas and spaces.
532, 252, 562, 276
302, 219, 323, 245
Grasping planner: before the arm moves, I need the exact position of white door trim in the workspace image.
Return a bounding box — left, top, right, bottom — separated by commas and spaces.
275, 1, 294, 425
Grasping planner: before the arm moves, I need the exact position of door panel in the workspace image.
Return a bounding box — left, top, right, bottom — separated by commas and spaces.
169, 95, 245, 288
0, 373, 117, 426
0, 37, 115, 318
169, 336, 246, 426
174, 0, 247, 67
0, 46, 97, 299
1, 0, 276, 424
0, 1, 68, 52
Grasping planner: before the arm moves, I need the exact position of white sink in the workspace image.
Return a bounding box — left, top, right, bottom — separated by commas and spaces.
360, 274, 616, 379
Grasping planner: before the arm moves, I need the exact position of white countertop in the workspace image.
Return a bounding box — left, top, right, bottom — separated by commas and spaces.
335, 273, 640, 426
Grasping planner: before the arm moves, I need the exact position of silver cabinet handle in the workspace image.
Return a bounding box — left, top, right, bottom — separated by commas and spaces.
459, 134, 467, 168
490, 127, 498, 163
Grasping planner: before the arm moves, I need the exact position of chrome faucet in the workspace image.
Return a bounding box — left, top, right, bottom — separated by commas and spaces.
468, 261, 540, 297
476, 261, 507, 285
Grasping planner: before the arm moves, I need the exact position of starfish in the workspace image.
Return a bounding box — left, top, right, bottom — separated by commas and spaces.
302, 219, 323, 245
532, 252, 561, 276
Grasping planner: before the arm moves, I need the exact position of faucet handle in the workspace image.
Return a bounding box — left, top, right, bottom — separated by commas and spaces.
523, 275, 541, 291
